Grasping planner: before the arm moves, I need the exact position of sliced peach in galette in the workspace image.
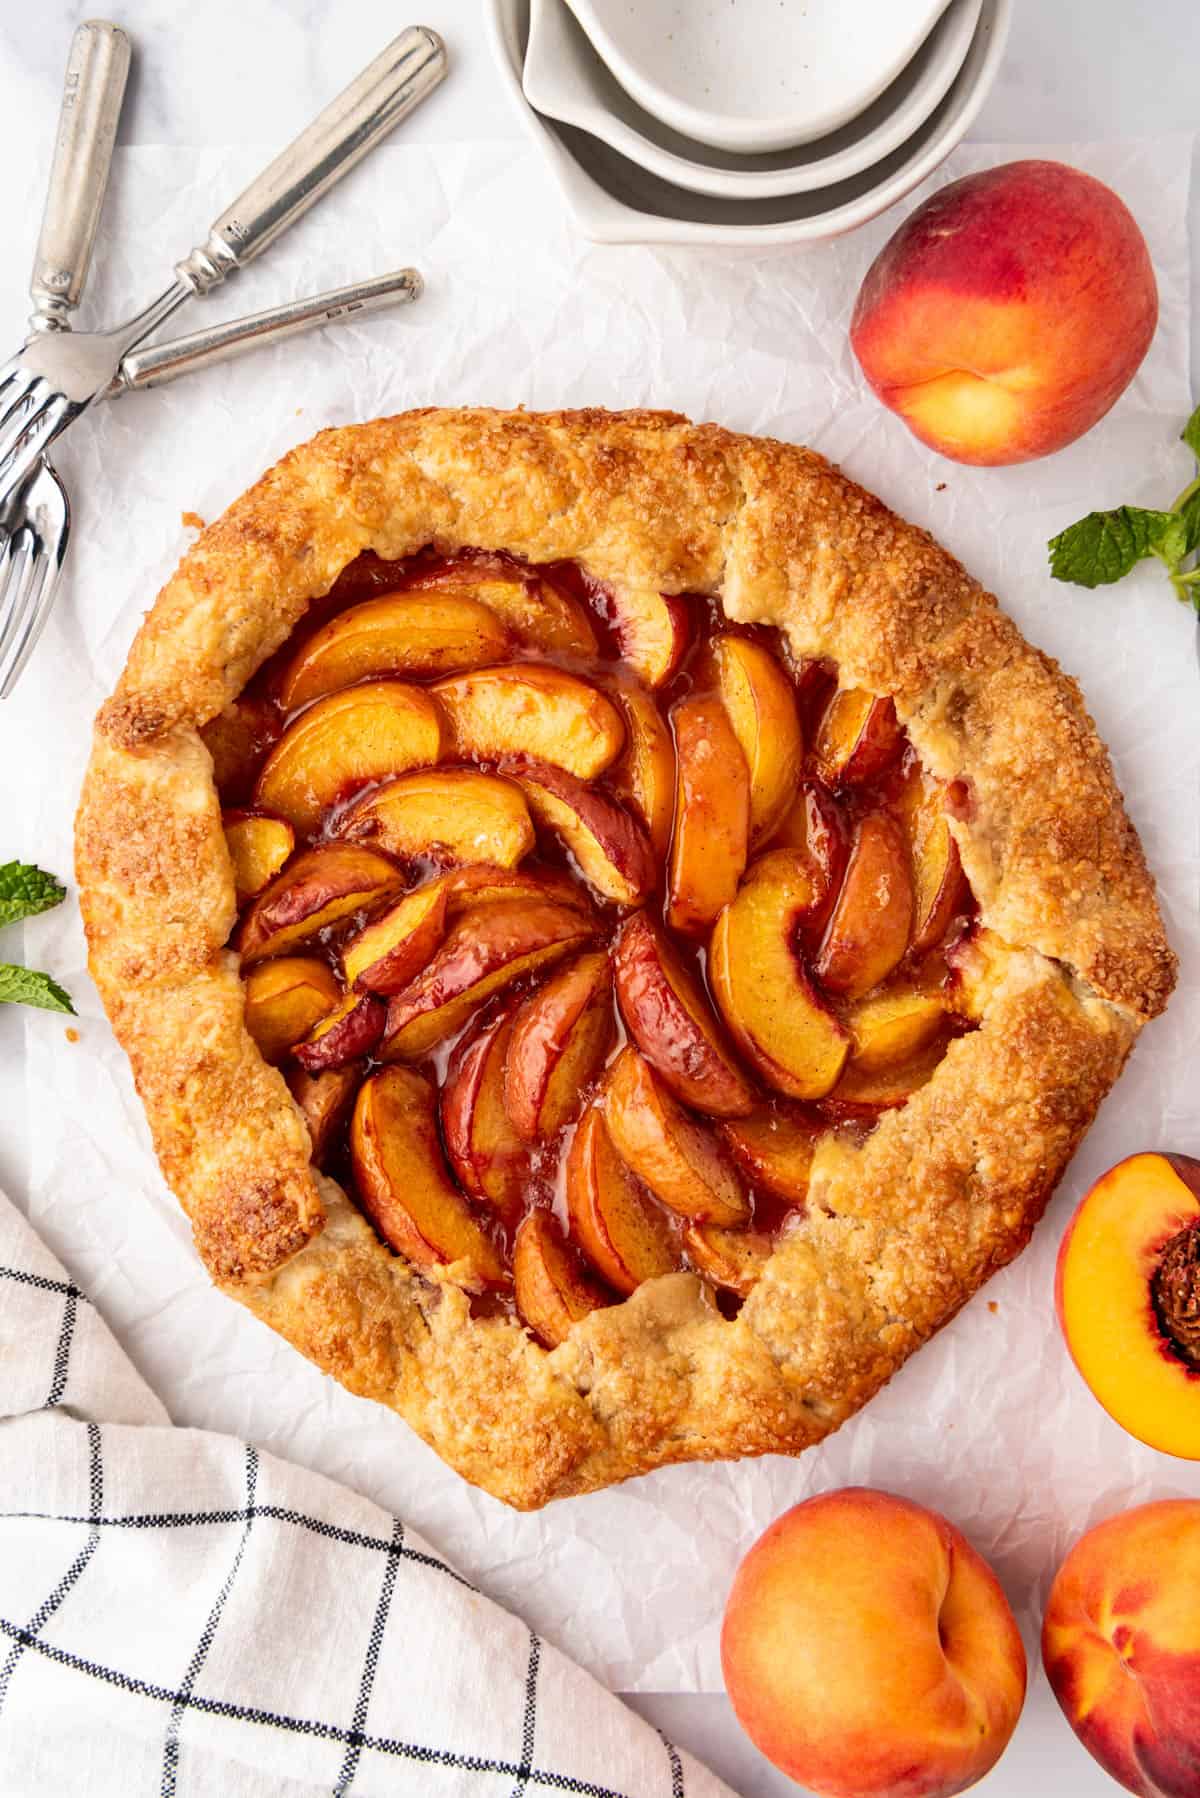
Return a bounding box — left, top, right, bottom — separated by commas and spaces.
441, 1002, 530, 1224
504, 952, 614, 1142
237, 846, 405, 963
667, 692, 750, 935
513, 1209, 610, 1349
242, 956, 341, 1065
338, 769, 535, 868
222, 810, 295, 902
350, 1065, 508, 1288
255, 681, 442, 832
185, 550, 998, 1342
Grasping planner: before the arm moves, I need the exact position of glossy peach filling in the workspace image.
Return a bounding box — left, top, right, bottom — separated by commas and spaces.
208, 548, 978, 1345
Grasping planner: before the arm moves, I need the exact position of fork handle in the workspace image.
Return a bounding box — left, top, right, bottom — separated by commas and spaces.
175, 26, 446, 294
113, 268, 423, 392
30, 21, 131, 330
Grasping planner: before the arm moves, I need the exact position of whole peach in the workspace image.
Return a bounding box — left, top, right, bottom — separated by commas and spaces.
1043, 1500, 1200, 1798
721, 1487, 1026, 1798
850, 160, 1157, 465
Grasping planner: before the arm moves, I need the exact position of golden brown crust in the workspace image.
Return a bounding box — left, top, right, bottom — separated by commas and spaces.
76, 407, 1174, 1507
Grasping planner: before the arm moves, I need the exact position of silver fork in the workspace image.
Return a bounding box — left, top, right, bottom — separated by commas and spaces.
0, 21, 130, 695
0, 23, 446, 694
0, 266, 426, 696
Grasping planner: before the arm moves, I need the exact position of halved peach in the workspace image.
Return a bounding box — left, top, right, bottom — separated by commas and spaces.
896, 767, 969, 954
408, 566, 598, 657
848, 989, 946, 1074
294, 989, 386, 1071
814, 688, 904, 787
504, 952, 614, 1142
201, 694, 279, 804
338, 770, 534, 869
278, 593, 510, 708
815, 813, 913, 999
223, 810, 295, 902
242, 956, 341, 1064
285, 1063, 361, 1163
607, 586, 691, 687
667, 693, 751, 936
1056, 1153, 1200, 1460
513, 1209, 611, 1348
432, 663, 624, 779
685, 1222, 772, 1296
441, 1005, 528, 1223
604, 1047, 749, 1227
607, 681, 676, 860
612, 911, 754, 1118
514, 761, 656, 906
350, 1067, 507, 1286
237, 845, 405, 964
712, 636, 803, 845
709, 850, 849, 1101
255, 681, 443, 833
343, 883, 449, 995
565, 1105, 680, 1294
381, 900, 596, 1060
718, 1107, 818, 1206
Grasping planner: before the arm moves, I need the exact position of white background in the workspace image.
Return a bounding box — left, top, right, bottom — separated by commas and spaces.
2, 3, 1199, 1794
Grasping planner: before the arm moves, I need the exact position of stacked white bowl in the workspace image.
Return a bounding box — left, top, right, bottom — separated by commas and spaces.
485, 0, 1012, 244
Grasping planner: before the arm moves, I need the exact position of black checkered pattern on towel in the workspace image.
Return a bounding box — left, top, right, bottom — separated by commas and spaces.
0, 1196, 736, 1798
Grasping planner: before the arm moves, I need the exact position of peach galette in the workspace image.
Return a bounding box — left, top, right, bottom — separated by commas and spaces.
76, 409, 1175, 1509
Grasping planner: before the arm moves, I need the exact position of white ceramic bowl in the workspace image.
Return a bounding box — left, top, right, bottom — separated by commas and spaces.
487, 0, 1011, 246
523, 0, 981, 201
564, 0, 956, 153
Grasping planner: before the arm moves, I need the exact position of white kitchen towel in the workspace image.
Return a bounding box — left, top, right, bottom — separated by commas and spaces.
0, 1190, 736, 1798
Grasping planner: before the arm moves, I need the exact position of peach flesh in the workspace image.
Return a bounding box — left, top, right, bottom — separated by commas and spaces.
1042, 1499, 1200, 1798
850, 160, 1158, 465
721, 1487, 1026, 1798
1056, 1152, 1200, 1459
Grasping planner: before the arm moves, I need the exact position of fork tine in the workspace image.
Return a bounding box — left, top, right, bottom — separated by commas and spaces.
0, 521, 40, 678
0, 530, 63, 698
0, 371, 39, 440
0, 388, 70, 503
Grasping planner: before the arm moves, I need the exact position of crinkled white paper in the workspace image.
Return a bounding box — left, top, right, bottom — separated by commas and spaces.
1, 135, 1196, 1692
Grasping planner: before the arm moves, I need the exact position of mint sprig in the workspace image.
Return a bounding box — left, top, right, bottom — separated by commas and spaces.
1048, 403, 1200, 608
0, 860, 74, 1015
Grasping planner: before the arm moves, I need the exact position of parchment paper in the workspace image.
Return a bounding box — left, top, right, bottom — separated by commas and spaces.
2, 135, 1196, 1692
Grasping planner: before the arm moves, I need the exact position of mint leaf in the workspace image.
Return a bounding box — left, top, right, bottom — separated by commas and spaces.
0, 962, 74, 1013
1150, 511, 1191, 568
1048, 403, 1200, 606
1048, 506, 1178, 588
1181, 403, 1200, 463
1180, 485, 1200, 554
0, 861, 66, 931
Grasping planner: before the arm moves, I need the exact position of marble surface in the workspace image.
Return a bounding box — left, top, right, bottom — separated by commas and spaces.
1, 4, 1198, 1795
